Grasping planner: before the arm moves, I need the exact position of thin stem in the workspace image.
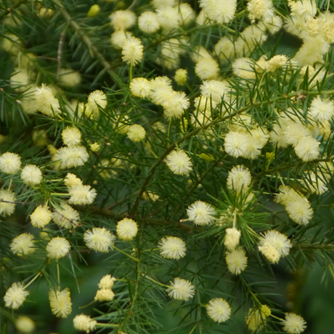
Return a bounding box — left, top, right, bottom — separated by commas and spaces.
25, 272, 42, 289
57, 261, 61, 289
113, 245, 139, 262
141, 274, 169, 288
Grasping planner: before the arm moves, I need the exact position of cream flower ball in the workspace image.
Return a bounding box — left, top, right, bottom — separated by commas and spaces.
116, 218, 138, 241
127, 124, 146, 142
166, 150, 192, 175
186, 200, 216, 225
158, 236, 186, 259
21, 164, 42, 185
0, 152, 21, 174
167, 277, 195, 301
206, 298, 231, 323
84, 227, 115, 252
46, 237, 71, 259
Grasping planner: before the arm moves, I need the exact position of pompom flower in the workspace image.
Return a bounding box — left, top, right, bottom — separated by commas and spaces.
259, 230, 292, 259
10, 233, 35, 256
15, 316, 35, 333
122, 37, 143, 66
186, 200, 216, 225
138, 11, 160, 33
35, 84, 60, 116
0, 189, 16, 217
30, 205, 52, 228
116, 218, 138, 241
224, 228, 241, 251
84, 227, 115, 252
166, 150, 192, 175
49, 288, 72, 318
85, 90, 107, 118
68, 184, 97, 205
167, 277, 195, 301
199, 0, 237, 24
0, 152, 21, 174
309, 96, 334, 122
174, 68, 187, 85
52, 203, 80, 228
73, 314, 97, 333
294, 137, 319, 161
206, 298, 231, 323
127, 124, 146, 142
109, 10, 136, 31
282, 313, 307, 334
53, 146, 89, 169
46, 237, 71, 259
94, 289, 115, 302
130, 78, 151, 98
98, 275, 116, 289
227, 165, 252, 193
224, 131, 248, 158
62, 127, 81, 146
21, 164, 42, 185
158, 236, 186, 259
64, 173, 82, 186
226, 248, 247, 274
4, 282, 29, 309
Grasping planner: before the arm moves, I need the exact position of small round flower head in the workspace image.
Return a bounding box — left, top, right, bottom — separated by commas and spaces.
110, 30, 133, 50
285, 196, 313, 225
130, 78, 151, 98
116, 218, 138, 241
294, 137, 319, 161
35, 84, 60, 116
68, 184, 97, 205
199, 0, 237, 24
73, 314, 97, 333
4, 282, 29, 309
260, 230, 292, 258
52, 203, 80, 229
163, 91, 190, 119
309, 96, 334, 122
247, 0, 274, 22
127, 124, 146, 142
224, 131, 248, 158
109, 10, 136, 31
195, 57, 220, 80
156, 6, 179, 31
158, 236, 186, 259
226, 248, 247, 274
15, 316, 35, 333
206, 298, 231, 323
174, 69, 187, 85
84, 227, 115, 252
179, 3, 195, 25
0, 189, 16, 217
98, 275, 116, 289
46, 237, 71, 259
227, 165, 252, 193
282, 313, 307, 334
267, 55, 288, 72
53, 146, 89, 169
152, 0, 176, 8
30, 204, 52, 228
166, 150, 192, 176
214, 37, 235, 63
224, 228, 241, 251
258, 244, 280, 263
167, 277, 195, 301
64, 173, 82, 186
58, 68, 81, 87
94, 289, 115, 302
10, 233, 35, 256
246, 307, 269, 331
232, 57, 256, 79
0, 152, 21, 174
62, 127, 81, 146
87, 4, 100, 17
122, 37, 143, 66
187, 200, 216, 226
138, 11, 160, 33
49, 288, 72, 318
200, 80, 229, 104
21, 165, 43, 188
85, 90, 107, 118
